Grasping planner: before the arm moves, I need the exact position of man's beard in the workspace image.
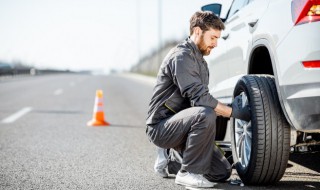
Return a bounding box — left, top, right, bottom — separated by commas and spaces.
198, 34, 213, 56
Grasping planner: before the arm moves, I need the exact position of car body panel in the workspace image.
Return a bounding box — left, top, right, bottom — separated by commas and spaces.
206, 0, 320, 131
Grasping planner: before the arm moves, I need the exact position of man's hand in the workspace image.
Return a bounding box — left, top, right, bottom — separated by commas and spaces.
214, 102, 232, 118
230, 95, 251, 122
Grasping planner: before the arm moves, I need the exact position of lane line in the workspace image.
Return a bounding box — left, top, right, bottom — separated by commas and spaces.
1, 107, 33, 124
54, 88, 63, 95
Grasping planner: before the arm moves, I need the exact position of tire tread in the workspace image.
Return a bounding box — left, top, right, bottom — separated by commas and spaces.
231, 75, 290, 185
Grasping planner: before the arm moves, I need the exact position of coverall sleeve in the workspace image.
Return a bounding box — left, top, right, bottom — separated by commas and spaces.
171, 51, 218, 109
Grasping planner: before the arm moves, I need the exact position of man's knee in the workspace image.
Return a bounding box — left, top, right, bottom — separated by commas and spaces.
198, 106, 216, 128
222, 167, 232, 181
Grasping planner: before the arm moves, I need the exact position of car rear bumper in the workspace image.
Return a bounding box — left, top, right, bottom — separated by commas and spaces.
280, 83, 320, 132
276, 22, 320, 86
276, 21, 320, 132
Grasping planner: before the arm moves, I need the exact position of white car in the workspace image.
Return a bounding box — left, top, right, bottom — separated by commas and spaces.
202, 0, 320, 185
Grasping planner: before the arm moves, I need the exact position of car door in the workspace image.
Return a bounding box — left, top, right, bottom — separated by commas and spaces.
221, 0, 269, 98
216, 0, 252, 98
206, 33, 230, 100
207, 0, 252, 103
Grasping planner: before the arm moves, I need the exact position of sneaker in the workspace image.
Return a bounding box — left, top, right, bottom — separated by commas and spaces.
175, 171, 216, 188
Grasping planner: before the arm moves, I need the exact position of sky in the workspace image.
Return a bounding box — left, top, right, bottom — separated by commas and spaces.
0, 0, 230, 73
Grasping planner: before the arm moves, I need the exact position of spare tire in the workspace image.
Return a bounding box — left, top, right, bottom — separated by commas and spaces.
231, 75, 290, 185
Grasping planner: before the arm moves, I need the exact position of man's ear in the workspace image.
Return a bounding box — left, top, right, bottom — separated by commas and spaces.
194, 26, 200, 36
194, 27, 202, 36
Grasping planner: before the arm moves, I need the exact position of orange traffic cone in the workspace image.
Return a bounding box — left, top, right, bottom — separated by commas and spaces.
87, 90, 110, 127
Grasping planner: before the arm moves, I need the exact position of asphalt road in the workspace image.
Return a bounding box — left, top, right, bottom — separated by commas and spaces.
0, 73, 319, 190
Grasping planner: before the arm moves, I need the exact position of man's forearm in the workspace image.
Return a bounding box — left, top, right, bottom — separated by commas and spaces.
214, 102, 232, 118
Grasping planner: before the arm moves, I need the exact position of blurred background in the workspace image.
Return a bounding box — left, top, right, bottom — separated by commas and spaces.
0, 0, 230, 77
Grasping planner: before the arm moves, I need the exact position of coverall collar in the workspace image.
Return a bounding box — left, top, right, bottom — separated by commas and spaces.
187, 37, 204, 61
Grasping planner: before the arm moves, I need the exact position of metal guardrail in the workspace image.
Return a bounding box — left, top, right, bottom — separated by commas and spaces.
0, 68, 74, 79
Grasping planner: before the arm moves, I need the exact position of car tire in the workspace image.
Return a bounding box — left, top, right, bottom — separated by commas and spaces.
231, 75, 290, 185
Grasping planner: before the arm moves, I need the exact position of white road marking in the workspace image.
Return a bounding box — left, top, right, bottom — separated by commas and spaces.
1, 107, 33, 124
54, 88, 63, 95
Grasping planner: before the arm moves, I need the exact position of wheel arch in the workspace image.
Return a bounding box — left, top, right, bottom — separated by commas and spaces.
247, 39, 293, 127
248, 45, 273, 76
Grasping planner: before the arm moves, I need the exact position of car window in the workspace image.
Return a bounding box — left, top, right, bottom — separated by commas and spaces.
228, 0, 249, 18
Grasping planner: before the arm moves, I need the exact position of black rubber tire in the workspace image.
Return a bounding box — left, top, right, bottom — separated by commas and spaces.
231, 75, 290, 185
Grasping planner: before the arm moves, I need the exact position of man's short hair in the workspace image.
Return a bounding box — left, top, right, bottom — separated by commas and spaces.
189, 11, 225, 35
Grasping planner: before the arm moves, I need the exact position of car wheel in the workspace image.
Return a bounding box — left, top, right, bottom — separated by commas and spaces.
231, 75, 290, 185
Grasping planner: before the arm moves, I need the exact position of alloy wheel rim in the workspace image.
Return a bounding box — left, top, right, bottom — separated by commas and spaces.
234, 92, 252, 168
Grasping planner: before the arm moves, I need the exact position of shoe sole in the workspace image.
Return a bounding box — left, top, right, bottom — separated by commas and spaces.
175, 180, 214, 188
185, 187, 207, 190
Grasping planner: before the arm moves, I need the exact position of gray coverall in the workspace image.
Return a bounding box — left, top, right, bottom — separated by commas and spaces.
146, 38, 231, 181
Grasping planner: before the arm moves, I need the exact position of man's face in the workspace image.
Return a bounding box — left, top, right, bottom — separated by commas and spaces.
197, 28, 221, 56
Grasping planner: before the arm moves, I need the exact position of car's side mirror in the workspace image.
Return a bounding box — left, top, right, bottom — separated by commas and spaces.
201, 3, 226, 22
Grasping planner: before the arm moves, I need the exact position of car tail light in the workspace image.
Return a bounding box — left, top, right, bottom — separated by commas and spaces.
302, 60, 320, 68
292, 0, 320, 25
